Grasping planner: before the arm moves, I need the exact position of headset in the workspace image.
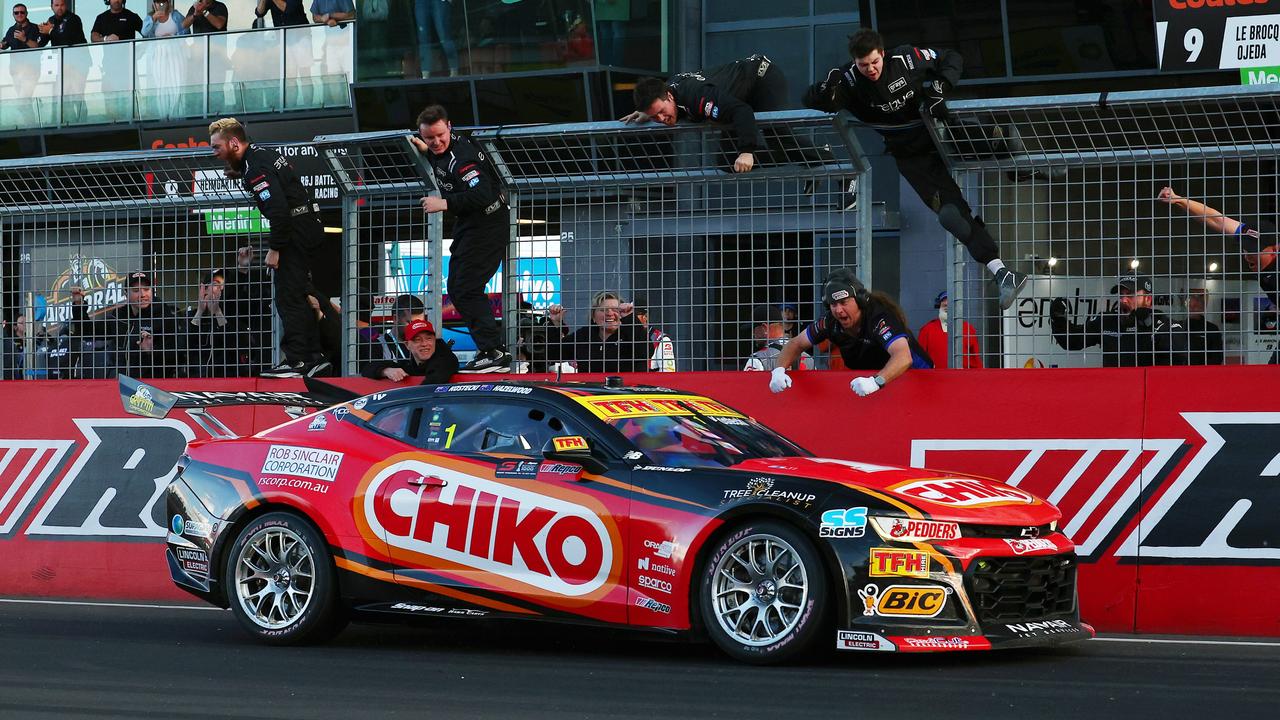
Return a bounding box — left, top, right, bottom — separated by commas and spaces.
821, 267, 870, 310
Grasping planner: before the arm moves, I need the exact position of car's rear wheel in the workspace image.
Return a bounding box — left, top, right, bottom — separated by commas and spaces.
223, 512, 345, 645
699, 520, 827, 664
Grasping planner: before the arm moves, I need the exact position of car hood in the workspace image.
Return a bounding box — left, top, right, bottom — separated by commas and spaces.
729, 457, 1061, 525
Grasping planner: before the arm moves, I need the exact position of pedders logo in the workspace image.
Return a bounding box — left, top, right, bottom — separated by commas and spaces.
871, 517, 961, 542
891, 478, 1035, 508
363, 460, 615, 597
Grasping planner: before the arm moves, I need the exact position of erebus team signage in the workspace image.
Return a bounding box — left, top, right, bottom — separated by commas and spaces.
1155, 0, 1280, 70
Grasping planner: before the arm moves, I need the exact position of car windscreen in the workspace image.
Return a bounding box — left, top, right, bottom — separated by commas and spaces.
610, 413, 808, 469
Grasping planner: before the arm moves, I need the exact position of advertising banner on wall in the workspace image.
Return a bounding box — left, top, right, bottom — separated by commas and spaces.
0, 369, 1278, 638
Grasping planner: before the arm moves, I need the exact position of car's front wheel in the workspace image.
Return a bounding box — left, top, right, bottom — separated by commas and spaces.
699, 520, 827, 664
223, 512, 345, 645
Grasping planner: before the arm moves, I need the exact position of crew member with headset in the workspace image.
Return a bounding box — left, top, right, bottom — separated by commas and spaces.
770, 268, 932, 396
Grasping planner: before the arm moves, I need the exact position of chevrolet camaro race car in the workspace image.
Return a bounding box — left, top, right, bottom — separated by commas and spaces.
127, 376, 1093, 664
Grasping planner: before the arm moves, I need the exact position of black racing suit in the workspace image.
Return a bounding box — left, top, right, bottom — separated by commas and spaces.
240, 144, 326, 367
804, 299, 933, 370
424, 132, 508, 355
667, 54, 828, 168
1235, 219, 1280, 364
804, 45, 1001, 265
71, 300, 189, 378
1050, 305, 1189, 367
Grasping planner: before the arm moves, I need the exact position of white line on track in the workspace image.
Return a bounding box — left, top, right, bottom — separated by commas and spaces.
1094, 636, 1280, 648
0, 598, 221, 611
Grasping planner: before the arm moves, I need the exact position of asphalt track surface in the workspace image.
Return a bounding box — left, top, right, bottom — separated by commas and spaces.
2, 599, 1277, 720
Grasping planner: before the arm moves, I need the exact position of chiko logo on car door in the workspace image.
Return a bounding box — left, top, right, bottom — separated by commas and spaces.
362, 459, 616, 596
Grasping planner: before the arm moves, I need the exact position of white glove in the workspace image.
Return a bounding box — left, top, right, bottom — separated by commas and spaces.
769, 366, 792, 393
850, 376, 880, 397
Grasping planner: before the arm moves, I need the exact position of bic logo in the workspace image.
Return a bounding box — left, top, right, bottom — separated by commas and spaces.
552, 436, 588, 452
869, 548, 930, 578
858, 584, 949, 618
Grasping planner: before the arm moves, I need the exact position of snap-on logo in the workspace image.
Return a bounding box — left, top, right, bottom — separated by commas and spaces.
363, 460, 613, 597
891, 478, 1035, 507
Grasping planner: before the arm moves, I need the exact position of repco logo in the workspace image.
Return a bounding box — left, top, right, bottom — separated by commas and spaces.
363, 460, 614, 597
858, 584, 949, 618
892, 478, 1034, 507
1167, 0, 1267, 9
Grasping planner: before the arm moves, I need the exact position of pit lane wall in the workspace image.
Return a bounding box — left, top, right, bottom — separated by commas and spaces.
1, 368, 1275, 637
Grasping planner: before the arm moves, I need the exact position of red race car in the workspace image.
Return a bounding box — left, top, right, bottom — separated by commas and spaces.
128, 376, 1092, 664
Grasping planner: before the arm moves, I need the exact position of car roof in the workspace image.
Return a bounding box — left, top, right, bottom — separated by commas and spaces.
353, 380, 707, 414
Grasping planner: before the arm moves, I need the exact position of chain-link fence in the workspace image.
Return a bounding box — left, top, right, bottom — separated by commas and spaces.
0, 148, 284, 380
937, 85, 1280, 368
311, 131, 442, 377
474, 109, 872, 372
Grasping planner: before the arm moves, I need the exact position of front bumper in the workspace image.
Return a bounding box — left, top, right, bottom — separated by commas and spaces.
164, 477, 230, 608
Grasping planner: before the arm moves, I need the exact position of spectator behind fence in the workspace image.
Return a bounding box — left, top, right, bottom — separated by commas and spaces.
3, 5, 42, 50
186, 269, 244, 377
141, 0, 187, 37
4, 313, 73, 379
308, 294, 343, 371
221, 245, 273, 371
309, 0, 352, 26
547, 291, 651, 373
182, 0, 227, 33
634, 300, 675, 372
359, 293, 423, 374
770, 268, 933, 396
1047, 274, 1188, 367
2, 312, 23, 379
254, 0, 307, 26
1182, 292, 1224, 366
71, 271, 188, 378
211, 118, 331, 378
624, 54, 833, 176
38, 0, 86, 46
1159, 186, 1280, 363
362, 318, 458, 384
744, 304, 813, 372
917, 290, 982, 369
92, 0, 143, 42
409, 104, 512, 373
805, 29, 1029, 309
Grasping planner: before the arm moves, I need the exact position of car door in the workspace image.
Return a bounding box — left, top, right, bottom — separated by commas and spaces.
370, 397, 633, 624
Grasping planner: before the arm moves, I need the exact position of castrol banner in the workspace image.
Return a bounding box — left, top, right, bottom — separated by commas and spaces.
0, 368, 1277, 637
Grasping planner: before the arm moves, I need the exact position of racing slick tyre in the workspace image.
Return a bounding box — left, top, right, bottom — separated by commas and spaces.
223, 512, 346, 645
699, 520, 828, 664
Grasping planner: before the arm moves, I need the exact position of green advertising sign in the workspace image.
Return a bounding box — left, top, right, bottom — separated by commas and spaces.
204, 208, 270, 235
1241, 66, 1280, 85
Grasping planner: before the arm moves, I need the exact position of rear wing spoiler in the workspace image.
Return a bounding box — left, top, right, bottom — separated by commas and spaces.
118, 375, 362, 437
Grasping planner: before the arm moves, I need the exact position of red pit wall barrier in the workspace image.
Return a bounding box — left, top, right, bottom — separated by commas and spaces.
0, 369, 1276, 637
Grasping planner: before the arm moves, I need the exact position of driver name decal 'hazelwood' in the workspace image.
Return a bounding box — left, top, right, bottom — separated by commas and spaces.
362, 460, 615, 597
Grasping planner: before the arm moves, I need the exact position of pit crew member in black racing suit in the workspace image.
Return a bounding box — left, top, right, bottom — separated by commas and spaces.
1048, 274, 1189, 367
804, 28, 1028, 309
210, 117, 329, 378
624, 54, 830, 174
409, 104, 512, 373
1159, 185, 1280, 363
770, 268, 932, 397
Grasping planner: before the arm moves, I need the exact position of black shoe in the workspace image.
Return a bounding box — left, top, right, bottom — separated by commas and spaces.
994, 267, 1029, 310
262, 360, 306, 379
459, 349, 513, 374
305, 359, 333, 378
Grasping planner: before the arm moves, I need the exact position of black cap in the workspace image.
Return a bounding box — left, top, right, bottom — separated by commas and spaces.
201, 268, 224, 285
393, 294, 425, 314
1112, 275, 1152, 294
127, 271, 151, 287
751, 304, 784, 325
822, 270, 865, 305
934, 290, 948, 308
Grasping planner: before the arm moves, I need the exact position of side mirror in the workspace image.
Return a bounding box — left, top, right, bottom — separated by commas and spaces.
542, 435, 609, 475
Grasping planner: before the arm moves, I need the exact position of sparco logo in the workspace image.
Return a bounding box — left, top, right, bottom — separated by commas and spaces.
364, 460, 614, 597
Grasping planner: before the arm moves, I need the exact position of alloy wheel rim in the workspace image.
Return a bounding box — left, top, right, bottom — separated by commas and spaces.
234, 526, 316, 630
711, 534, 809, 647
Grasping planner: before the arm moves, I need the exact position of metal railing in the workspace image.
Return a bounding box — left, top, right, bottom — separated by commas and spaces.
0, 24, 353, 131
934, 85, 1280, 368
